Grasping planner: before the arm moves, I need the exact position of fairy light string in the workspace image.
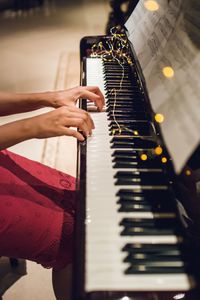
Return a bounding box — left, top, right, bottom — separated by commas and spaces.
91, 26, 135, 136
90, 26, 167, 164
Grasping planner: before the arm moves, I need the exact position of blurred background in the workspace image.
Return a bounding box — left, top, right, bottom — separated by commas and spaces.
0, 1, 109, 299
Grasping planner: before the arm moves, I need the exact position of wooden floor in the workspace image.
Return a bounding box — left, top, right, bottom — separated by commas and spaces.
0, 0, 109, 299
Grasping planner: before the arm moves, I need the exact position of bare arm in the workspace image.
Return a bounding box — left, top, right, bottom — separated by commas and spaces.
0, 86, 105, 116
0, 85, 104, 150
0, 105, 95, 151
0, 92, 49, 116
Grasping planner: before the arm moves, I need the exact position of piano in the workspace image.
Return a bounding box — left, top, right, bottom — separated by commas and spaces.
74, 0, 200, 299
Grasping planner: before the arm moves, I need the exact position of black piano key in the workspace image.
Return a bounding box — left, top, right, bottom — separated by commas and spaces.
113, 159, 162, 169
107, 104, 136, 109
108, 112, 149, 120
107, 109, 146, 114
124, 251, 183, 262
114, 171, 167, 185
105, 81, 133, 86
120, 218, 178, 227
106, 106, 135, 112
105, 81, 133, 85
110, 131, 151, 137
111, 136, 155, 145
106, 86, 134, 91
122, 243, 183, 253
107, 107, 146, 114
125, 265, 187, 274
116, 189, 172, 201
103, 69, 131, 74
119, 203, 153, 212
107, 96, 140, 101
106, 91, 137, 96
118, 203, 175, 213
109, 120, 150, 126
103, 64, 130, 69
120, 217, 181, 234
111, 139, 155, 148
112, 151, 160, 161
113, 161, 140, 168
109, 127, 151, 133
106, 99, 141, 104
121, 227, 179, 236
109, 120, 152, 130
103, 66, 131, 71
104, 75, 131, 80
107, 100, 144, 105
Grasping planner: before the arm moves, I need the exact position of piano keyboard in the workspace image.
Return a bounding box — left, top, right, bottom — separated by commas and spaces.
84, 57, 193, 292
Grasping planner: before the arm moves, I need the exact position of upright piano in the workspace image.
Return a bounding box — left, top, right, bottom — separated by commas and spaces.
74, 0, 200, 299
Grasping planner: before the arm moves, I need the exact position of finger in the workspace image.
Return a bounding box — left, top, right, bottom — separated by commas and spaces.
72, 110, 95, 131
86, 86, 105, 102
85, 91, 104, 111
64, 127, 85, 142
79, 87, 105, 111
64, 117, 91, 137
64, 106, 95, 131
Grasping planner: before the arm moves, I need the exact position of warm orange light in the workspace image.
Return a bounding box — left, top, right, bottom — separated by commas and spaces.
161, 157, 167, 163
144, 0, 159, 11
133, 130, 139, 136
154, 146, 163, 155
141, 154, 148, 161
185, 169, 191, 176
155, 113, 164, 123
162, 66, 174, 78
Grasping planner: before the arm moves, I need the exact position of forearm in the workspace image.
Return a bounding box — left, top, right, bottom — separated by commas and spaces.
0, 92, 53, 116
0, 118, 34, 150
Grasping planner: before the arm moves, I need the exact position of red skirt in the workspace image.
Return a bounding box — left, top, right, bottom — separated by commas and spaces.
0, 149, 76, 270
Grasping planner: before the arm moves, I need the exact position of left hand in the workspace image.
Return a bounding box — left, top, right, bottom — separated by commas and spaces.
47, 86, 105, 111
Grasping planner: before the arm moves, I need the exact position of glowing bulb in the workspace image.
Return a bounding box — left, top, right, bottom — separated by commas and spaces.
154, 146, 163, 155
121, 297, 130, 300
173, 293, 185, 300
185, 169, 191, 176
133, 130, 139, 136
141, 154, 148, 161
155, 113, 165, 123
144, 0, 159, 11
161, 157, 167, 163
162, 66, 175, 78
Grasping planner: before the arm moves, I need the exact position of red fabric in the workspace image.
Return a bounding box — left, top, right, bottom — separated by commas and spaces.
0, 149, 76, 270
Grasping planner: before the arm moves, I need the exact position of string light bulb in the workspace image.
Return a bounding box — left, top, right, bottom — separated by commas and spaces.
140, 154, 148, 161
155, 113, 165, 123
144, 0, 159, 11
185, 169, 191, 176
154, 146, 163, 155
162, 66, 175, 78
161, 157, 168, 163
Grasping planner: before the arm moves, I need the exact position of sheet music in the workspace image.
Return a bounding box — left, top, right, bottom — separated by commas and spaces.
125, 0, 182, 78
125, 0, 200, 173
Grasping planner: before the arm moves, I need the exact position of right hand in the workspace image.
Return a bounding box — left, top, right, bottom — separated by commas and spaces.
29, 105, 94, 141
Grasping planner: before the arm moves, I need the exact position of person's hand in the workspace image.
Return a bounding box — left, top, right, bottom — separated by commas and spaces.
47, 86, 105, 111
29, 105, 94, 141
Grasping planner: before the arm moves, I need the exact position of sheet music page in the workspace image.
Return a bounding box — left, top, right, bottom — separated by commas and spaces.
125, 0, 200, 173
125, 0, 182, 78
